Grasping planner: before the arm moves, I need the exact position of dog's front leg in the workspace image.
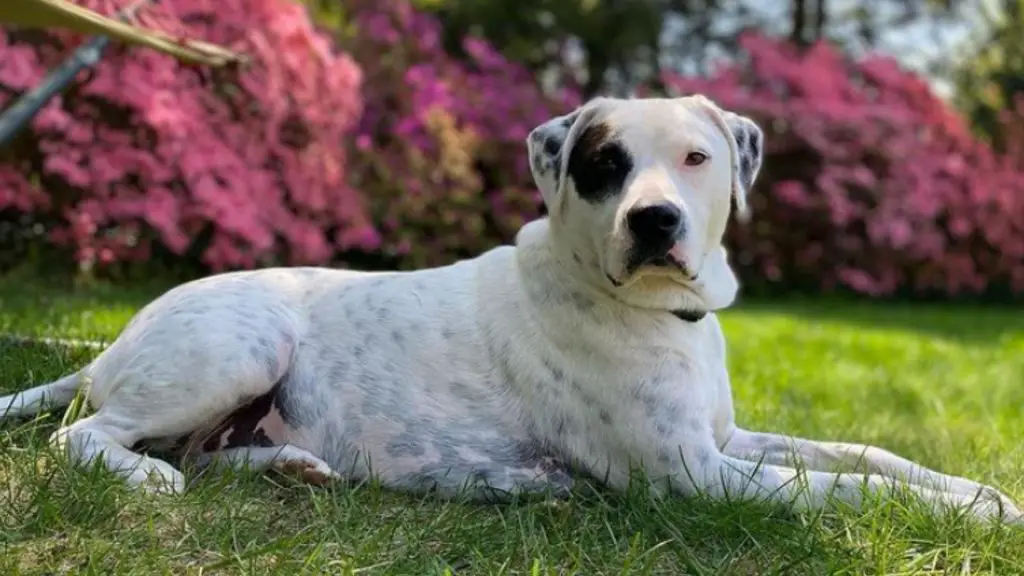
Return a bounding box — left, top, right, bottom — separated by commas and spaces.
662, 433, 1021, 524
717, 427, 1020, 513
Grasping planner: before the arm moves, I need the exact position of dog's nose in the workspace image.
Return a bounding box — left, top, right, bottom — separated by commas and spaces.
627, 203, 684, 246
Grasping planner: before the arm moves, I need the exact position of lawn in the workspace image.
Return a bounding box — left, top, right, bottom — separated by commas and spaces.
1, 276, 1023, 575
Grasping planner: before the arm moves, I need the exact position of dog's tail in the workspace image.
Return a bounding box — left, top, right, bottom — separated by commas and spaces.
0, 372, 84, 421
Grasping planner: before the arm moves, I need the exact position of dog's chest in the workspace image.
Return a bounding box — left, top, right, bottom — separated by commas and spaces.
518, 331, 723, 480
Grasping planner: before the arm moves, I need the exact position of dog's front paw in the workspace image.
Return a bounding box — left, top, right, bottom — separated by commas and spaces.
941, 476, 1021, 524
995, 496, 1024, 525
973, 484, 1023, 524
946, 489, 1023, 525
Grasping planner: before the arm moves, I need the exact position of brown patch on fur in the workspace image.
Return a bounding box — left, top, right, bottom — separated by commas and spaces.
572, 121, 613, 161
138, 384, 291, 459
197, 385, 288, 453
132, 385, 293, 459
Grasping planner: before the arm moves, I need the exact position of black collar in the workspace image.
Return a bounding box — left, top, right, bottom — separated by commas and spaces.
671, 309, 707, 323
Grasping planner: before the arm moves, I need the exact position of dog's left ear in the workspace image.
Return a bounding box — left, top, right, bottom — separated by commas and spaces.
691, 96, 764, 222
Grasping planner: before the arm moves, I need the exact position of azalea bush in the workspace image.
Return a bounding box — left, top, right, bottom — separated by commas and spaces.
340, 0, 579, 269
0, 0, 367, 272
665, 33, 1024, 297
0, 0, 578, 274
2, 3, 1022, 299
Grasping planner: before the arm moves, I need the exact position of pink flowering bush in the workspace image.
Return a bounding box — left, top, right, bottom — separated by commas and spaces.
4, 3, 1020, 299
341, 0, 579, 269
664, 33, 1024, 297
0, 0, 367, 272
0, 0, 577, 274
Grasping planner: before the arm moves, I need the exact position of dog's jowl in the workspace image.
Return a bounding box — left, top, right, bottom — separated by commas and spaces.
1, 95, 1020, 524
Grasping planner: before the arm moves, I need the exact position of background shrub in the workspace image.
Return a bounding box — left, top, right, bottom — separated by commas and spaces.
0, 0, 366, 273
340, 0, 578, 269
664, 33, 1024, 298
1, 2, 1022, 300
0, 0, 578, 274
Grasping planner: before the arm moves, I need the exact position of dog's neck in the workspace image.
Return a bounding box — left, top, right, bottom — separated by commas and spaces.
514, 219, 736, 322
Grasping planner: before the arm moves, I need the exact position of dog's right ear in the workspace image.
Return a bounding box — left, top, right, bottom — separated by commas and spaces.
687, 95, 763, 223
526, 99, 607, 213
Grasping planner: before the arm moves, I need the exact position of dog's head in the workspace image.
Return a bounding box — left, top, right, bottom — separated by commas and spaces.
525, 95, 763, 314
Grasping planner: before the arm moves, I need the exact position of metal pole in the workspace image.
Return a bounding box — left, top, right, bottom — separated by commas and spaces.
0, 0, 154, 148
0, 35, 111, 146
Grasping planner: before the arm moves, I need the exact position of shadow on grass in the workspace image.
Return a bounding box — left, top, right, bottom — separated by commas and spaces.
730, 293, 1024, 345
0, 277, 165, 314
0, 274, 171, 340
0, 338, 99, 422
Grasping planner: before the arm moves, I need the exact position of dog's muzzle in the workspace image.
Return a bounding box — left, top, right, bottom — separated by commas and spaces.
624, 203, 689, 276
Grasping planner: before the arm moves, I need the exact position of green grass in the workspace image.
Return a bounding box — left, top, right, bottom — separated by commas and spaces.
1, 278, 1023, 575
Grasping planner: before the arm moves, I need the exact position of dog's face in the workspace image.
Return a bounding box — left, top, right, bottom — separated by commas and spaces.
525, 95, 763, 313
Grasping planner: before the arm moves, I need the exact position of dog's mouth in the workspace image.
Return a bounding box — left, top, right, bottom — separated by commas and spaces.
608, 251, 699, 288
647, 253, 689, 273
633, 249, 697, 278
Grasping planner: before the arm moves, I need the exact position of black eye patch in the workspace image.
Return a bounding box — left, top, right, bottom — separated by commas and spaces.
566, 122, 633, 204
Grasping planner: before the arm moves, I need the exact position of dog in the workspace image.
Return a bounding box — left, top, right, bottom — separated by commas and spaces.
1, 95, 1020, 523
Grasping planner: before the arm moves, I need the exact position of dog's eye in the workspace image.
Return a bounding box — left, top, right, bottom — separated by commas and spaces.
594, 150, 621, 172
684, 152, 708, 166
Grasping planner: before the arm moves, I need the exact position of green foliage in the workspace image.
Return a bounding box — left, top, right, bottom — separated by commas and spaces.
425, 0, 670, 96
424, 0, 970, 97
954, 0, 1024, 152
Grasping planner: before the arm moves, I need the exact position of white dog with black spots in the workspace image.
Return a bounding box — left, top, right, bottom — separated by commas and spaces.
2, 95, 1020, 524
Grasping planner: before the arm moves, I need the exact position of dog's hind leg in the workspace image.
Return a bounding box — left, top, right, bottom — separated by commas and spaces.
50, 334, 298, 493
52, 412, 187, 493
46, 278, 305, 494
191, 445, 342, 486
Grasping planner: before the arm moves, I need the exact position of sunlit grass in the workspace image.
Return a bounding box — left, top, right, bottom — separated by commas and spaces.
2, 278, 1023, 574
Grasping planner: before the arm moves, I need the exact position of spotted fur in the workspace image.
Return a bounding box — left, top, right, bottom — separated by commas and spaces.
1, 95, 1019, 525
